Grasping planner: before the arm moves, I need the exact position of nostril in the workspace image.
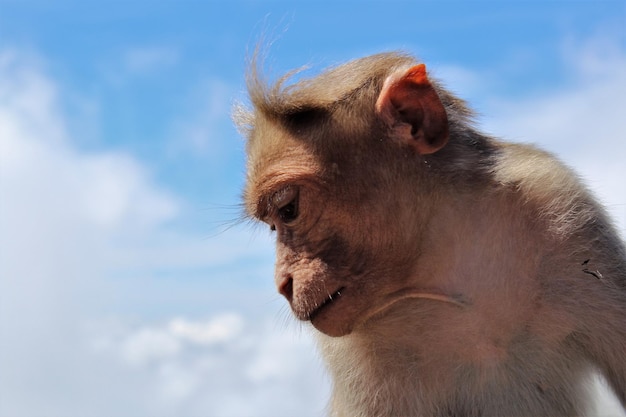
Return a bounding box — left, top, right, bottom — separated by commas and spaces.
278, 276, 294, 302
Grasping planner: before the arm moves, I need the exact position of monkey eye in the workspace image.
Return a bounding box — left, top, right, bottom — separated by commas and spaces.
278, 199, 298, 223
272, 186, 299, 224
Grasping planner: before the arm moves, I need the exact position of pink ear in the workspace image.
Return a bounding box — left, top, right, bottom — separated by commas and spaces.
375, 64, 449, 155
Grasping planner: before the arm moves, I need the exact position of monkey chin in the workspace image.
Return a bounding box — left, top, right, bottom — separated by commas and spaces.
309, 310, 354, 338
305, 291, 355, 337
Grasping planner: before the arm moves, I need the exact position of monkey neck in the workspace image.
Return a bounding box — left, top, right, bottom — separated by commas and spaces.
338, 188, 544, 360
316, 189, 556, 415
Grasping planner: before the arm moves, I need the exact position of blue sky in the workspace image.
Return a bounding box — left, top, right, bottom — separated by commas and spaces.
1, 1, 625, 416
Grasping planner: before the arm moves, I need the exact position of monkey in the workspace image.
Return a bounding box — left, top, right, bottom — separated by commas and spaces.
234, 51, 626, 417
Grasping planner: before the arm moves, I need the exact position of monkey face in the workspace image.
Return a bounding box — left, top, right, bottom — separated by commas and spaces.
245, 135, 422, 337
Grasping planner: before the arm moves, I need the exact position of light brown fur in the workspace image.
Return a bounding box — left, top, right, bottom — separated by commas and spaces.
235, 51, 626, 417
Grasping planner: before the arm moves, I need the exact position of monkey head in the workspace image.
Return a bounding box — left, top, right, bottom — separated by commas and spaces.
239, 55, 452, 337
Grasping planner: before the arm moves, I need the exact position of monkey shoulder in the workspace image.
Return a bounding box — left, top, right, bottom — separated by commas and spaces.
493, 142, 579, 195
492, 142, 602, 237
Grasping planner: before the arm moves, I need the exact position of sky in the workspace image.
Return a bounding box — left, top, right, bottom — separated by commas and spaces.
0, 1, 625, 416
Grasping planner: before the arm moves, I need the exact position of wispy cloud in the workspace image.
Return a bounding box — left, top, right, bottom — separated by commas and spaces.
166, 77, 237, 158
124, 46, 179, 75
100, 45, 180, 88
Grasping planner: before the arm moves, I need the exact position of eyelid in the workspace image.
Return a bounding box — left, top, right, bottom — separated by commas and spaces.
254, 184, 301, 222
272, 185, 298, 209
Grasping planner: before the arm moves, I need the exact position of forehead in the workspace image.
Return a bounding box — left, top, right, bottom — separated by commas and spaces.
244, 115, 322, 214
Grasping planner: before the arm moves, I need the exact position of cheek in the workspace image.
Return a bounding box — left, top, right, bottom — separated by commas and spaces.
275, 235, 382, 308
313, 234, 369, 277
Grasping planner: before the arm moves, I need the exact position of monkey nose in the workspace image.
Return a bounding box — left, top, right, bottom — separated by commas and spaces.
278, 276, 294, 302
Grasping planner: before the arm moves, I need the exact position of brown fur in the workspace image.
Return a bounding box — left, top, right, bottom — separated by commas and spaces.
235, 51, 626, 416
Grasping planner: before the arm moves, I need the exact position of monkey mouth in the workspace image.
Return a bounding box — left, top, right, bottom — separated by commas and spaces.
307, 287, 345, 321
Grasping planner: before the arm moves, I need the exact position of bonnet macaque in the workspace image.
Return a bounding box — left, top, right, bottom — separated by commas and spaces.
235, 51, 626, 416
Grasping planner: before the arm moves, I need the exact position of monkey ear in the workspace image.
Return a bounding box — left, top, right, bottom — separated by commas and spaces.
375, 64, 449, 155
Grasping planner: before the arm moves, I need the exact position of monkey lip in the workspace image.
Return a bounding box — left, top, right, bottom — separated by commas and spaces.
306, 287, 346, 321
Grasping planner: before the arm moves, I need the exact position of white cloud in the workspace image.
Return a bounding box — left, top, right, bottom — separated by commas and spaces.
169, 313, 244, 345
122, 327, 183, 365
0, 50, 181, 234
87, 314, 328, 417
0, 50, 66, 147
0, 47, 170, 416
